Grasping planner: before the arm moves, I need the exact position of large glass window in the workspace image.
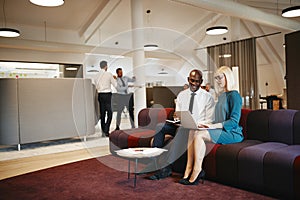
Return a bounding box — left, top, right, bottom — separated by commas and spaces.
0, 61, 83, 78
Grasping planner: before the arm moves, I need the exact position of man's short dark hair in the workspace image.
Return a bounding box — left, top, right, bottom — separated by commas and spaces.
100, 61, 107, 69
116, 68, 122, 73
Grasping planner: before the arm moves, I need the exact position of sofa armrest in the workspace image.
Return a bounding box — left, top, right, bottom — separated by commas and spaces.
137, 108, 174, 130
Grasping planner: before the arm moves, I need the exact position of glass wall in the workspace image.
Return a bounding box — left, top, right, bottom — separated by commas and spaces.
0, 61, 83, 78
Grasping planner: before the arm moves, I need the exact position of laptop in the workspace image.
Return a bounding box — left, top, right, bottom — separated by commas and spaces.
178, 111, 215, 130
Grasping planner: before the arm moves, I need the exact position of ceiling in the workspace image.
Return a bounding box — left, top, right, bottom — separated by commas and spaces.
1, 0, 300, 84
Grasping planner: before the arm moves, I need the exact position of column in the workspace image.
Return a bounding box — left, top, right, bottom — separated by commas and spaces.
131, 0, 146, 126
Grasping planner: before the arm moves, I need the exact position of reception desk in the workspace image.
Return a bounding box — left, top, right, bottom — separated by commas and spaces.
0, 78, 97, 150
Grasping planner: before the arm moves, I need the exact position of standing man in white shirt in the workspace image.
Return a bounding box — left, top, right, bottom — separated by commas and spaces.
115, 68, 136, 130
93, 60, 117, 137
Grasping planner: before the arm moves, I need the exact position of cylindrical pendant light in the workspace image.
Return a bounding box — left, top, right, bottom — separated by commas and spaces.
144, 44, 159, 51
282, 6, 300, 17
0, 0, 21, 38
206, 26, 228, 35
29, 0, 64, 7
0, 28, 20, 37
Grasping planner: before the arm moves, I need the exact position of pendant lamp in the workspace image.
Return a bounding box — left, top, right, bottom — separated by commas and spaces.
282, 6, 300, 17
29, 0, 64, 7
144, 44, 159, 51
0, 0, 20, 38
206, 26, 228, 35
0, 28, 20, 37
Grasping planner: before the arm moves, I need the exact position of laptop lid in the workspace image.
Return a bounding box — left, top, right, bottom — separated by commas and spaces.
179, 111, 214, 130
179, 111, 198, 129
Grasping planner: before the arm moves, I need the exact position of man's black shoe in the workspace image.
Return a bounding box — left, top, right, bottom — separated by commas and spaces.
148, 166, 172, 180
115, 126, 120, 131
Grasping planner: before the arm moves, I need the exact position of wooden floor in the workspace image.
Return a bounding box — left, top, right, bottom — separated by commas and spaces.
0, 112, 132, 181
0, 145, 110, 180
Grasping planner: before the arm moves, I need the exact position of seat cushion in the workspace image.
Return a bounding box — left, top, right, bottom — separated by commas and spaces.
215, 140, 262, 186
246, 109, 272, 141
109, 128, 155, 154
203, 143, 221, 180
268, 109, 297, 144
263, 145, 300, 199
238, 142, 288, 192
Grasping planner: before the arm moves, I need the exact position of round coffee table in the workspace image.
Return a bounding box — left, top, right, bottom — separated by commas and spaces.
115, 147, 167, 187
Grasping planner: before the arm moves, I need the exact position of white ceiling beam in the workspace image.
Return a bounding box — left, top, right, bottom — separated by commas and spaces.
0, 38, 182, 61
78, 0, 122, 43
0, 38, 129, 55
172, 0, 300, 31
241, 21, 271, 64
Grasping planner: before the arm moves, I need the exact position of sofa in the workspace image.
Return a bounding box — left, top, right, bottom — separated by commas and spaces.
109, 107, 300, 199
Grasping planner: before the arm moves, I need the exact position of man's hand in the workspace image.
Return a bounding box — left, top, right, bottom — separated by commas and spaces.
173, 112, 181, 121
198, 124, 209, 128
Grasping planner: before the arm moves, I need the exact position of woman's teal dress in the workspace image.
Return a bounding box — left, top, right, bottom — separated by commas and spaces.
208, 90, 244, 144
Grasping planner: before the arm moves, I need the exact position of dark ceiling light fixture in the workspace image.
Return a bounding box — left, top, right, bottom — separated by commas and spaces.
158, 68, 168, 75
144, 44, 159, 51
29, 0, 64, 7
144, 9, 159, 52
0, 0, 20, 38
0, 28, 20, 37
206, 26, 228, 35
282, 5, 300, 17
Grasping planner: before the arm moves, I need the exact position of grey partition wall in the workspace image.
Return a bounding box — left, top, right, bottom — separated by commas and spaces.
0, 79, 20, 145
0, 78, 96, 147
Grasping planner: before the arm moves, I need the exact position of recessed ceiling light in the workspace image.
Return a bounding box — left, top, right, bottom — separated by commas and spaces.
29, 0, 64, 7
206, 26, 228, 35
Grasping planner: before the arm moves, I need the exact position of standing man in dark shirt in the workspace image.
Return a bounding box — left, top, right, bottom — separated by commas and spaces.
115, 68, 136, 130
93, 61, 117, 137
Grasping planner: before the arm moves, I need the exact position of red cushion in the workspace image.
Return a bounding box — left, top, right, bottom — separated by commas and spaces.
239, 108, 252, 139
137, 108, 174, 130
127, 129, 155, 148
203, 143, 221, 180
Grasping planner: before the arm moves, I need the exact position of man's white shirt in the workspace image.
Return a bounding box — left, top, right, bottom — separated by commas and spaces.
93, 69, 116, 93
176, 88, 215, 125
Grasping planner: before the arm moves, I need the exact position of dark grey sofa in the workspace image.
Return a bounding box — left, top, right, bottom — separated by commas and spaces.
109, 108, 300, 199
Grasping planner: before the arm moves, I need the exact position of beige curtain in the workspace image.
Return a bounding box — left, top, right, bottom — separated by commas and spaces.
207, 38, 259, 109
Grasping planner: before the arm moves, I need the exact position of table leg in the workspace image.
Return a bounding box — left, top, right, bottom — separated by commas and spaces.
134, 158, 138, 188
128, 160, 130, 179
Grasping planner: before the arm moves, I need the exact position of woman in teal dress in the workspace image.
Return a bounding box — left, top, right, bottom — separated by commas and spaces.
179, 66, 244, 185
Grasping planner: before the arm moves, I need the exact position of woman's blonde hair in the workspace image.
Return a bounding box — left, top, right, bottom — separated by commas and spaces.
215, 66, 237, 92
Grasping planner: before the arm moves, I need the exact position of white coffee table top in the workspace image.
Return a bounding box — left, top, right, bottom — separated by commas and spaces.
115, 147, 167, 159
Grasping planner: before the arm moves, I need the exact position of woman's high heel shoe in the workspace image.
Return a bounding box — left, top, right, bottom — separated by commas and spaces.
178, 175, 190, 184
180, 170, 205, 185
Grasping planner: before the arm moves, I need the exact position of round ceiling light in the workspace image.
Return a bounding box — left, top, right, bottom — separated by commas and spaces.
0, 28, 20, 37
29, 0, 64, 7
206, 26, 228, 35
282, 6, 300, 17
144, 44, 159, 51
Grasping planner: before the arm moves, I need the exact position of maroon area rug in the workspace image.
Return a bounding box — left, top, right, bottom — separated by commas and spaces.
0, 155, 275, 200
